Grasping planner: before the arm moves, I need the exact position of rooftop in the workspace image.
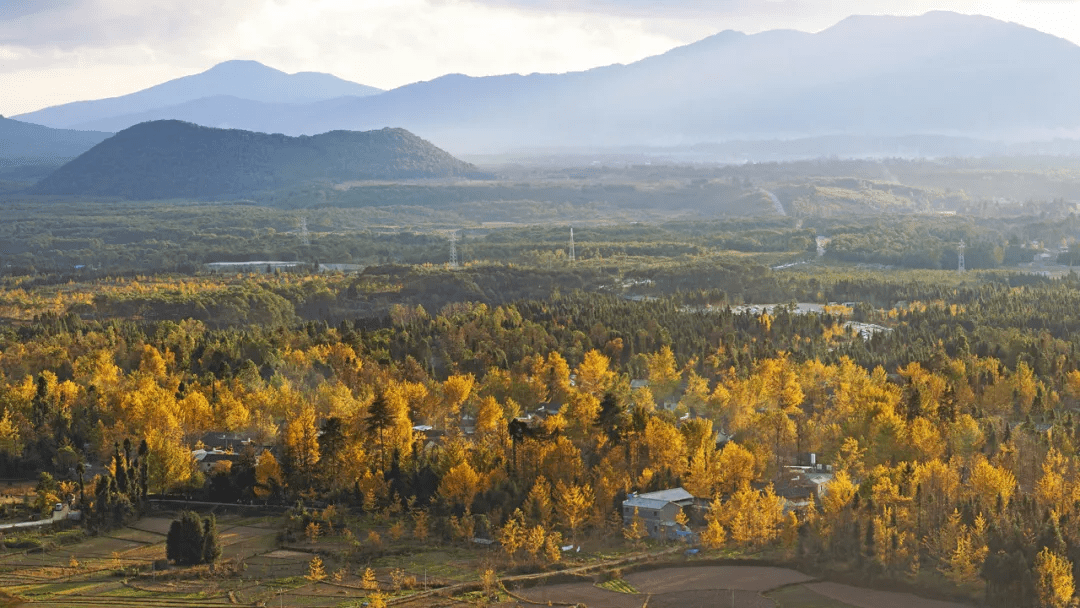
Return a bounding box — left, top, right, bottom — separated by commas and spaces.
624, 496, 672, 510
637, 487, 694, 503
623, 487, 695, 509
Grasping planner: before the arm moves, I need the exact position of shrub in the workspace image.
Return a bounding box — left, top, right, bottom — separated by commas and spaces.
166, 510, 221, 566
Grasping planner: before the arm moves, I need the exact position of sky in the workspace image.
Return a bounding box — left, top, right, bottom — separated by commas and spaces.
2, 0, 1080, 116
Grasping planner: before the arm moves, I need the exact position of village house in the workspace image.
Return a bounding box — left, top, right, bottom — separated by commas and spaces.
773, 454, 834, 512
197, 432, 251, 452
622, 487, 696, 539
192, 449, 243, 474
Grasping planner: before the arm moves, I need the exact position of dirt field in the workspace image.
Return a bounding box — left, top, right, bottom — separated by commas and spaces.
512, 567, 976, 608
768, 584, 860, 608
625, 565, 814, 594
514, 566, 815, 608
516, 582, 644, 608
806, 582, 972, 608
649, 589, 774, 608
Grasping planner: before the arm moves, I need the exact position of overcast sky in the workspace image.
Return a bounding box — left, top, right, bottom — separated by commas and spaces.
2, 0, 1079, 116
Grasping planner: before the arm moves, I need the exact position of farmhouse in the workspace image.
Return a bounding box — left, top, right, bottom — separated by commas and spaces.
192, 449, 243, 474
622, 487, 696, 539
775, 455, 835, 512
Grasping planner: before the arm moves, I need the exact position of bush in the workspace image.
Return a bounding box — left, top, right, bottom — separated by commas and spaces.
166, 511, 221, 566
202, 514, 222, 564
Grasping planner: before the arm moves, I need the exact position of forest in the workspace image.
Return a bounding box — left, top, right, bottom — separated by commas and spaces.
2, 236, 1080, 606
6, 160, 1080, 606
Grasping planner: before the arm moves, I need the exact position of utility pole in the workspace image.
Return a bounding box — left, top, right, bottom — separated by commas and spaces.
569, 227, 576, 263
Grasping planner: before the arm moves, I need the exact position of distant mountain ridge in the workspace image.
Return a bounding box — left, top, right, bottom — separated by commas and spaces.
15, 12, 1080, 156
32, 121, 485, 200
14, 60, 382, 130
0, 116, 111, 167
47, 95, 304, 134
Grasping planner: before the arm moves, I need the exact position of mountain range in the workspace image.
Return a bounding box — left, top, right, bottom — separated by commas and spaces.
15, 60, 382, 131
11, 11, 1080, 157
31, 121, 485, 200
0, 117, 111, 168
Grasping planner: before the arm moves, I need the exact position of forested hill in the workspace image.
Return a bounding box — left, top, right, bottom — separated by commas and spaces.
0, 116, 112, 167
32, 120, 487, 199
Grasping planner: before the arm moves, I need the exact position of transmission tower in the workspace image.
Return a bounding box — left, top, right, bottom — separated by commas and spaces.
569, 227, 576, 263
299, 216, 310, 246
957, 240, 965, 274
448, 231, 459, 269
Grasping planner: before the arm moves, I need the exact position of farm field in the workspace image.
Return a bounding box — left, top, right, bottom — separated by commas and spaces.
804, 582, 973, 608
0, 514, 334, 608
0, 517, 984, 608
512, 566, 977, 608
624, 565, 815, 593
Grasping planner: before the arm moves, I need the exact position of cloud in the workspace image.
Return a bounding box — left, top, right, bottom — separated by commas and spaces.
0, 1, 77, 21
0, 0, 263, 50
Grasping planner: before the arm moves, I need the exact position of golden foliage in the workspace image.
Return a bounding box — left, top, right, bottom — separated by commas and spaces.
1036, 547, 1075, 608
439, 461, 481, 509
554, 481, 594, 538
306, 556, 326, 582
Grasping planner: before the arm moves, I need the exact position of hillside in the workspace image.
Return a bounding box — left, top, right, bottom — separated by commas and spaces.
0, 116, 112, 167
17, 12, 1080, 156
14, 60, 382, 130
31, 120, 486, 199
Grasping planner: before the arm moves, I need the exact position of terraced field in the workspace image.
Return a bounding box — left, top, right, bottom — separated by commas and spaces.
516, 565, 975, 608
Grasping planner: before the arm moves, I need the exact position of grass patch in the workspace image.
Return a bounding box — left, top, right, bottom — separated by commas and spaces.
99, 585, 222, 600
267, 575, 311, 590
98, 586, 161, 598
767, 584, 861, 608
597, 578, 639, 594
17, 581, 102, 598
371, 548, 479, 582
454, 590, 509, 603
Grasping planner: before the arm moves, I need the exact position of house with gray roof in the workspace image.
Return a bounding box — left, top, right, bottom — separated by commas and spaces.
622, 487, 695, 539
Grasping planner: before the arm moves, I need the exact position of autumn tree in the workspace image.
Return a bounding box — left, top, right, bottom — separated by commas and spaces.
254, 450, 283, 499
284, 404, 320, 488
555, 481, 594, 540
646, 346, 681, 401
307, 556, 327, 582
439, 461, 480, 511
499, 509, 527, 560
441, 374, 475, 430
1036, 547, 1074, 608
575, 350, 616, 399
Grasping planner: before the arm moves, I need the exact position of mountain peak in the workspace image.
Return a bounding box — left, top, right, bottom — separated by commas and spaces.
203, 59, 282, 74
14, 61, 383, 131
826, 10, 1013, 36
